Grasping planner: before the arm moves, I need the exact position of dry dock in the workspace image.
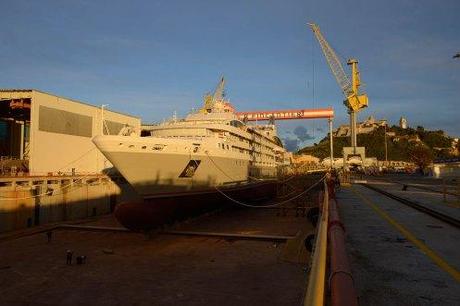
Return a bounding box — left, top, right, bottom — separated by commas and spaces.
0, 177, 321, 306
3, 173, 458, 305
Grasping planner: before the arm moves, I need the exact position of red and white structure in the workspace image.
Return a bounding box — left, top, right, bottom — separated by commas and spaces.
236, 107, 334, 121
236, 107, 335, 168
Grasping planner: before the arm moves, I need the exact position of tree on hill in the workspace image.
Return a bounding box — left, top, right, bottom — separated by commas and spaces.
297, 124, 455, 162
408, 144, 433, 170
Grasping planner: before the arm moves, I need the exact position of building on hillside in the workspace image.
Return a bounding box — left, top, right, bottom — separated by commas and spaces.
0, 89, 140, 176
392, 134, 421, 143
334, 116, 387, 137
399, 116, 408, 129
292, 154, 320, 165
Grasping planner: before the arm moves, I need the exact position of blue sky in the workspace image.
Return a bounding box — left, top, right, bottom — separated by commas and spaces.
1, 0, 459, 150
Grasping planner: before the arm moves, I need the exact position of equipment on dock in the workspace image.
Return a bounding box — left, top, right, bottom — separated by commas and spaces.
308, 23, 369, 166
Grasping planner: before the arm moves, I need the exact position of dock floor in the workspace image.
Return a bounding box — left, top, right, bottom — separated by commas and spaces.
338, 180, 460, 305
0, 205, 314, 305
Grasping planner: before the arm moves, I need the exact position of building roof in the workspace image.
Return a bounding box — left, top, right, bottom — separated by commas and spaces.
0, 88, 140, 119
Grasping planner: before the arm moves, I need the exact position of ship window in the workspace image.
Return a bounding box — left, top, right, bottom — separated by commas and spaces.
141, 146, 147, 149
118, 143, 123, 146
226, 145, 229, 150
128, 145, 134, 148
152, 144, 165, 151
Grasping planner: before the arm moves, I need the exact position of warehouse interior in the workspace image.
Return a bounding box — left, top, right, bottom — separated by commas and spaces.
0, 96, 30, 174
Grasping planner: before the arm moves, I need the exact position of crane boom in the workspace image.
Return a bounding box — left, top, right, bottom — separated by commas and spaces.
308, 23, 353, 96
202, 76, 226, 113
212, 76, 225, 102
308, 23, 368, 113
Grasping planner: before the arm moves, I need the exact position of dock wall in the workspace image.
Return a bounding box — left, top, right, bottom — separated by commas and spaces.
0, 175, 140, 233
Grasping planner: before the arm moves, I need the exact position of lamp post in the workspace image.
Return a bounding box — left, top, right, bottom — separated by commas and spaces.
384, 123, 388, 164
101, 104, 109, 135
329, 118, 334, 169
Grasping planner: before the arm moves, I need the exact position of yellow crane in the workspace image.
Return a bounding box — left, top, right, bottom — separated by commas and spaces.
201, 76, 226, 113
308, 23, 368, 155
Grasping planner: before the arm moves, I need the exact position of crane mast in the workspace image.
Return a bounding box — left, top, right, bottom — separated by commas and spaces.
308, 23, 369, 157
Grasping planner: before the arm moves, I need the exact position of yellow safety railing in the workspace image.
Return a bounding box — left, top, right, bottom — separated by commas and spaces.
304, 182, 329, 306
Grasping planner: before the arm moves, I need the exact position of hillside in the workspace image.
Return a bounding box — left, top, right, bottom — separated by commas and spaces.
297, 125, 457, 161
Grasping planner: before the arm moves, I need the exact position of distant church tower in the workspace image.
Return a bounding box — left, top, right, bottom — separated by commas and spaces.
399, 116, 408, 129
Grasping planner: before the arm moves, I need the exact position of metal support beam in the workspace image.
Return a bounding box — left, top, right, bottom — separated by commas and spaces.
349, 111, 357, 151
329, 118, 334, 168
19, 122, 24, 160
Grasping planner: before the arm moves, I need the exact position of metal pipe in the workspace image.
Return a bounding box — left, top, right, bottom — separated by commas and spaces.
304, 182, 329, 306
328, 198, 359, 306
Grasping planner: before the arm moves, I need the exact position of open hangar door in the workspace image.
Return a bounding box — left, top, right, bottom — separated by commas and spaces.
0, 95, 30, 175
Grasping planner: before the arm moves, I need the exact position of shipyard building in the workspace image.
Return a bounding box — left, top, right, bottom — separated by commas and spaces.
0, 90, 141, 232
0, 89, 140, 175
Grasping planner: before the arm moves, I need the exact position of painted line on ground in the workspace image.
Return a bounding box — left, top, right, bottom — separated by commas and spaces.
350, 185, 460, 283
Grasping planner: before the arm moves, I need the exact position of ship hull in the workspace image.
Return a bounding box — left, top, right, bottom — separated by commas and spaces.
93, 135, 277, 196
115, 180, 277, 231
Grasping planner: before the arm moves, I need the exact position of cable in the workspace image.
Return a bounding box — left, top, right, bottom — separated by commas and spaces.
0, 147, 102, 201
203, 150, 325, 208
204, 151, 294, 183
214, 175, 325, 208
55, 147, 98, 173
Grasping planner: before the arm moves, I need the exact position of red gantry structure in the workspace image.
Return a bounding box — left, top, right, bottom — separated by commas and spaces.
236, 107, 334, 121
236, 107, 335, 168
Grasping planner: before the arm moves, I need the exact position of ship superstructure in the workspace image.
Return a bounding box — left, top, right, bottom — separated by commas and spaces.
93, 78, 291, 196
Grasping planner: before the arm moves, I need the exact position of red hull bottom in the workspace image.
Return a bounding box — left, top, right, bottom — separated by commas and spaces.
115, 181, 277, 231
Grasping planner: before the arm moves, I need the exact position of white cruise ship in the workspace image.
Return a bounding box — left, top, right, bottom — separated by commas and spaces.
92, 78, 292, 230
93, 78, 291, 196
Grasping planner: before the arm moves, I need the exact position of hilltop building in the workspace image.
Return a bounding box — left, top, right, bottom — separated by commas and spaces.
399, 116, 408, 129
333, 116, 387, 137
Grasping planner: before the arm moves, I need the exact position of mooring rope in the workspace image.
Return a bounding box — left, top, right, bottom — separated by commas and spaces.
214, 175, 325, 208
0, 147, 102, 201
204, 151, 325, 208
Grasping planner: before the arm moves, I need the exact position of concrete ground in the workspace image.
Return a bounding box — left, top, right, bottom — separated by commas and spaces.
366, 179, 460, 218
338, 182, 460, 306
0, 206, 314, 306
